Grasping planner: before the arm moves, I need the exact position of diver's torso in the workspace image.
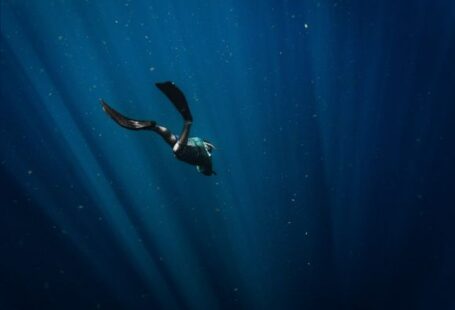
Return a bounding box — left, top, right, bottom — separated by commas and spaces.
175, 137, 210, 166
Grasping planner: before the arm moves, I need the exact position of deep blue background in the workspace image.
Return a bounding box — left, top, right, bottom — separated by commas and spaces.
1, 1, 455, 309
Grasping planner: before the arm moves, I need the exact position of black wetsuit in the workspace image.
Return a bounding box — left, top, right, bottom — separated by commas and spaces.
101, 81, 215, 176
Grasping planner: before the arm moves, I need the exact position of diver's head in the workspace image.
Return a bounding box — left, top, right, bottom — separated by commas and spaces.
196, 140, 216, 175
203, 140, 215, 154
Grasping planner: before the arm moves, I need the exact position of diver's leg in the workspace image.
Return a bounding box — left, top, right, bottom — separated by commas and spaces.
152, 125, 177, 147
101, 100, 156, 130
172, 121, 192, 153
101, 99, 177, 146
155, 82, 193, 122
154, 82, 194, 152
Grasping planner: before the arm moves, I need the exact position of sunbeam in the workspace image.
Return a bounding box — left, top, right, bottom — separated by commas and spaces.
1, 1, 455, 309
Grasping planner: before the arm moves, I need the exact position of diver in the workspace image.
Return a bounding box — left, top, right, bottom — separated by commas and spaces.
101, 81, 216, 176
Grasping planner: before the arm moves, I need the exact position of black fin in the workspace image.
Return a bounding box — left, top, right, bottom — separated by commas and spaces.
101, 99, 156, 130
155, 81, 193, 122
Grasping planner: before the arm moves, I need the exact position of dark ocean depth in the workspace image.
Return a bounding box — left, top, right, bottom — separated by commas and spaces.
1, 1, 455, 309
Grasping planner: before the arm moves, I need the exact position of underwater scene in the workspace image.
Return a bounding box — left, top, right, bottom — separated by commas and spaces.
1, 0, 454, 309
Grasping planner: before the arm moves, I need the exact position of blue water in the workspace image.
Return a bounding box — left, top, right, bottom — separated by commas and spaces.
1, 1, 455, 309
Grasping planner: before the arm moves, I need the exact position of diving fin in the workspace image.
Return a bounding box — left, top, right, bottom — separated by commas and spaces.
155, 81, 193, 122
101, 99, 156, 130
